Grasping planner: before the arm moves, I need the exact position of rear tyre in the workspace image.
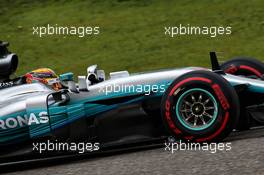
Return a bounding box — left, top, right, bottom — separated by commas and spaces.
221, 57, 264, 130
221, 57, 264, 78
161, 70, 239, 142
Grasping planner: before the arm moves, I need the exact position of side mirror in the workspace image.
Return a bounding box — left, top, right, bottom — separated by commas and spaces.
86, 65, 105, 84
87, 65, 98, 74
0, 41, 18, 81
0, 41, 9, 57
97, 70, 105, 81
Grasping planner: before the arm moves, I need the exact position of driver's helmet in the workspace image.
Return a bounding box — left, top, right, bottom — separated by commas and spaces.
25, 68, 62, 91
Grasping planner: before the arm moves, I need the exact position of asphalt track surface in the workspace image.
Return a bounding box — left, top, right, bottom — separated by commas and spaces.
2, 127, 264, 175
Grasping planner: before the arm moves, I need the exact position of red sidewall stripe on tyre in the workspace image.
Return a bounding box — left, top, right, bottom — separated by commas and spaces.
166, 77, 213, 135
165, 76, 230, 142
212, 84, 230, 110
168, 77, 212, 96
196, 112, 229, 142
239, 65, 262, 77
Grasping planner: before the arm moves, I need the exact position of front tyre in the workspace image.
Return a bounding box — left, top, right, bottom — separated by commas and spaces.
161, 70, 239, 142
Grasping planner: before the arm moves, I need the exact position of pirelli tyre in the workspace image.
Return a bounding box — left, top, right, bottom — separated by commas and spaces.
221, 58, 264, 130
161, 70, 240, 142
221, 57, 264, 79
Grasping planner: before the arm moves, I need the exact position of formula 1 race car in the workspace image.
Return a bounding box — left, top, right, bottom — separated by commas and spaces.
0, 41, 264, 163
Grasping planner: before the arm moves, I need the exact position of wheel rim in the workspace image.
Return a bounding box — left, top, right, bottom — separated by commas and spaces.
175, 88, 218, 131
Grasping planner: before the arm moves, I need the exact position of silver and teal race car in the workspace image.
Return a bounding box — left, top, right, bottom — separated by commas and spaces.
0, 41, 264, 164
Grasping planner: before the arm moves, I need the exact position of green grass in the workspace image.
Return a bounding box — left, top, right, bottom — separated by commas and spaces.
1, 0, 264, 77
